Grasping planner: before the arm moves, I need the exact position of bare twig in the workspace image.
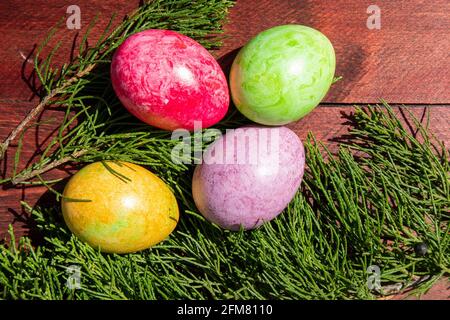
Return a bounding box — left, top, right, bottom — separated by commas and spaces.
0, 64, 95, 161
11, 149, 88, 185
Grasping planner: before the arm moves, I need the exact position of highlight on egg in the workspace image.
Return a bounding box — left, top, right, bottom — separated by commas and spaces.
61, 161, 179, 254
192, 126, 305, 230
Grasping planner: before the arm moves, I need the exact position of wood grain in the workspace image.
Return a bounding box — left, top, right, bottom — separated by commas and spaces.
1, 0, 449, 104
0, 0, 448, 299
216, 0, 450, 104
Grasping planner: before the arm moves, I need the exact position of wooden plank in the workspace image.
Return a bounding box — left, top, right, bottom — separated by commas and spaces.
0, 0, 138, 102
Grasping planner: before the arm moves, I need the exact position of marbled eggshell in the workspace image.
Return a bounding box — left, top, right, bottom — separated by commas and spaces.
230, 25, 335, 125
111, 29, 229, 131
62, 161, 179, 254
192, 126, 305, 230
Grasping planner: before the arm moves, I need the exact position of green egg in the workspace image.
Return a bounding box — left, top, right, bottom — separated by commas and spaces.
230, 25, 336, 125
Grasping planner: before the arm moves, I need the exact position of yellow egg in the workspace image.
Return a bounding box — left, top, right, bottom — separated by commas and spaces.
61, 161, 179, 253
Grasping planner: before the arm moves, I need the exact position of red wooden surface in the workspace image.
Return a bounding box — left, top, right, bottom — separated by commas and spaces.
0, 0, 449, 299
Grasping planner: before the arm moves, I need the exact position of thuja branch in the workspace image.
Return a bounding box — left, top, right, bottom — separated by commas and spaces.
0, 65, 94, 161
0, 105, 448, 300
11, 149, 88, 185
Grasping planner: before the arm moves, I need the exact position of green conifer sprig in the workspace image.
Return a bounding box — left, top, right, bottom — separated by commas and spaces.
1, 105, 449, 299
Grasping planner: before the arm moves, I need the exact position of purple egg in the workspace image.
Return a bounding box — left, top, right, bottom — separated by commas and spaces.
192, 126, 305, 230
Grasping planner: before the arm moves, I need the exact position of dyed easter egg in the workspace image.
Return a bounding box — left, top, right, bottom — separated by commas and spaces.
61, 161, 179, 253
111, 29, 229, 131
192, 126, 305, 230
230, 25, 335, 125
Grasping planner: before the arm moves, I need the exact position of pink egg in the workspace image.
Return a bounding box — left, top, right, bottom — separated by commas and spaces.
111, 30, 229, 131
192, 126, 305, 230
